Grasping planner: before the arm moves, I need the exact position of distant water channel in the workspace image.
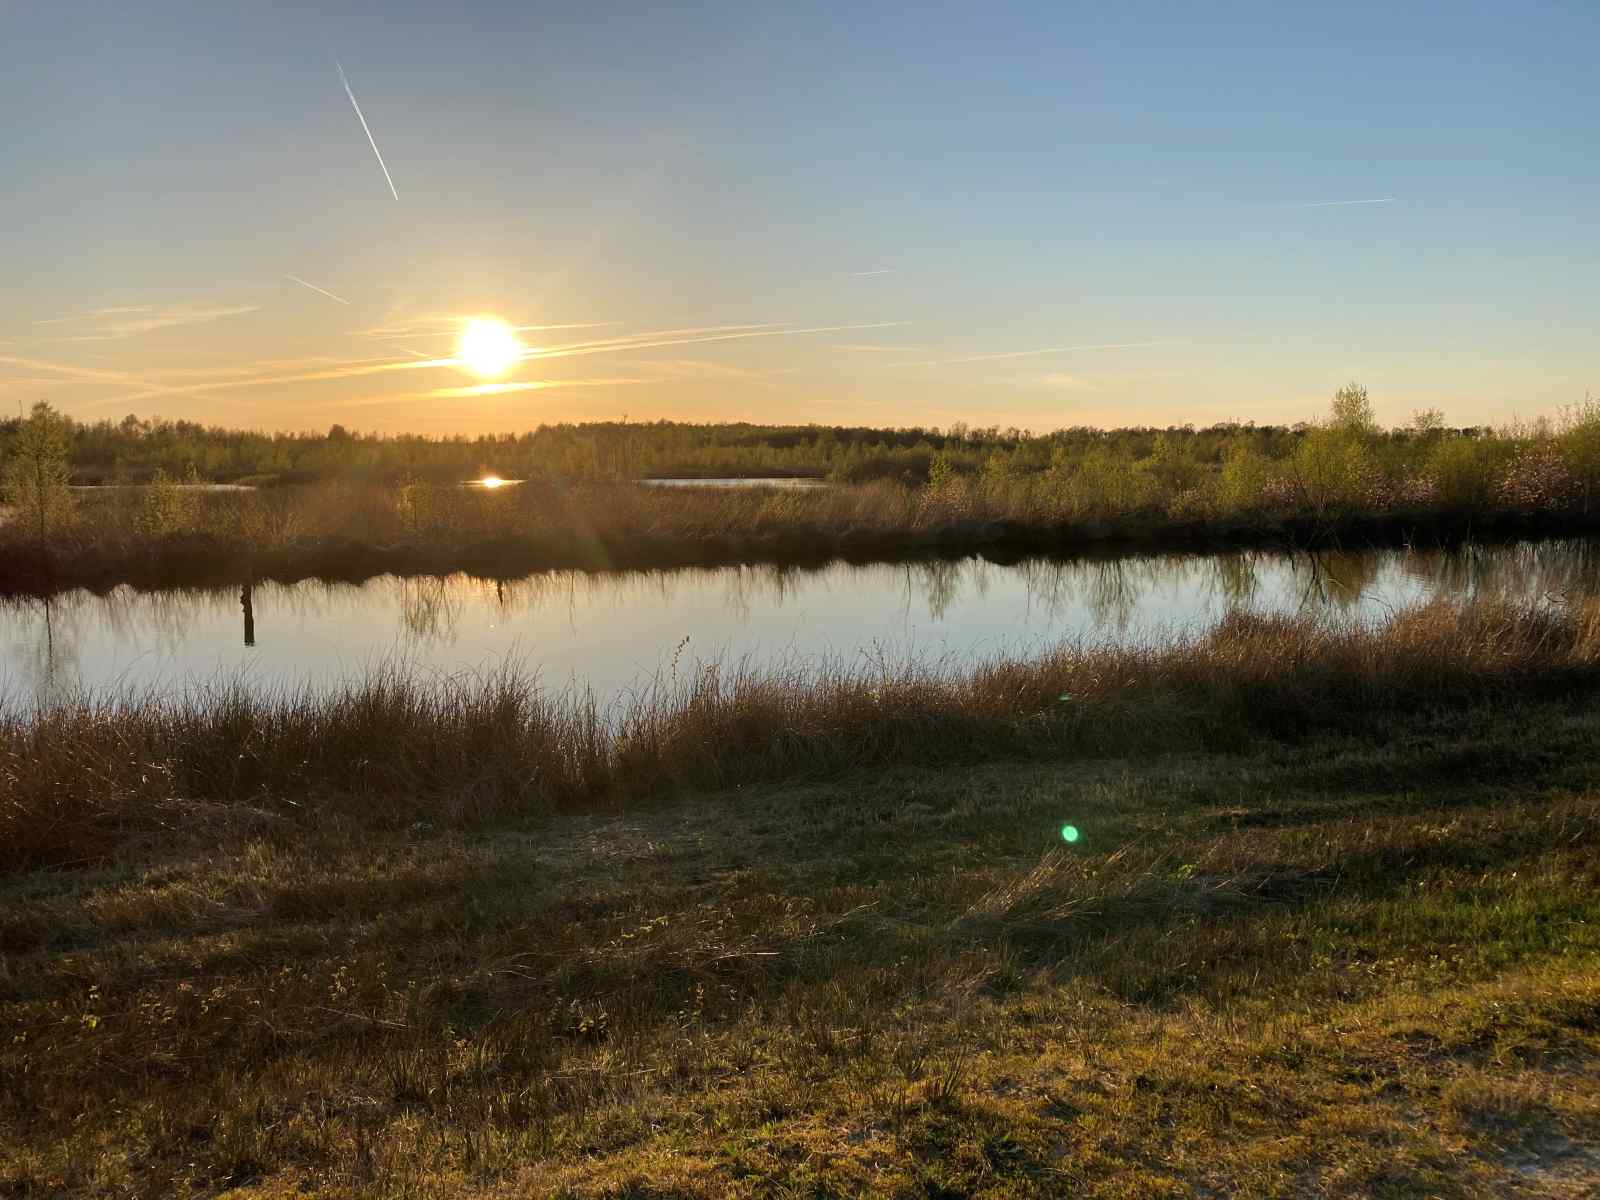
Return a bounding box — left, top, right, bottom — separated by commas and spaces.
3, 539, 1595, 710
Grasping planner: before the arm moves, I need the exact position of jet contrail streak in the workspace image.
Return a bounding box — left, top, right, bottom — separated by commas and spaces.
337, 60, 399, 201
285, 275, 351, 305
0, 354, 218, 404
428, 377, 650, 399
522, 322, 912, 363
97, 322, 910, 407
895, 339, 1180, 367
851, 269, 895, 277
364, 321, 771, 345
101, 356, 452, 407
1283, 197, 1396, 208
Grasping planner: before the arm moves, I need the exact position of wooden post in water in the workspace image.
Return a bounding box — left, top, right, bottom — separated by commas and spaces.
241, 583, 255, 647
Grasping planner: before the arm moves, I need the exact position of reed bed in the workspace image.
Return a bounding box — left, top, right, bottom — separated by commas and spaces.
6, 476, 1599, 596
6, 598, 1598, 874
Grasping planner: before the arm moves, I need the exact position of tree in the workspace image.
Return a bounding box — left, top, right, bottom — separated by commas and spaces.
4, 401, 74, 540
1329, 382, 1376, 437
1410, 407, 1445, 439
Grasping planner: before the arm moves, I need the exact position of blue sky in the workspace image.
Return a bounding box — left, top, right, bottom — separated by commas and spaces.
1, 1, 1594, 432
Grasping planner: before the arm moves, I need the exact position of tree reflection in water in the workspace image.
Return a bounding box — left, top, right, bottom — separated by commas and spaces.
4, 538, 1600, 707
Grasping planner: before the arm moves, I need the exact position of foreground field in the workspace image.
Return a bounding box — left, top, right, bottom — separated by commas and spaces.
4, 605, 1600, 1197
3, 699, 1599, 1197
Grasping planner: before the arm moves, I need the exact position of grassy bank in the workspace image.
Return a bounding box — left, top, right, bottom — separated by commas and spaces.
4, 673, 1599, 1194
6, 474, 1600, 597
6, 598, 1600, 873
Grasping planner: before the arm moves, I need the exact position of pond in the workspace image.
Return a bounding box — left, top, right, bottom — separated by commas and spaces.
640, 477, 827, 489
2, 538, 1595, 709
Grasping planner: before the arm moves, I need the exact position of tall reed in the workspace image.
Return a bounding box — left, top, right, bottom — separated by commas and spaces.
5, 599, 1598, 873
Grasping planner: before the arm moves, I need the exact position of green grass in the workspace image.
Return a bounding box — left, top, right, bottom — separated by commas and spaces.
3, 701, 1599, 1197
3, 605, 1600, 1196
7, 599, 1600, 874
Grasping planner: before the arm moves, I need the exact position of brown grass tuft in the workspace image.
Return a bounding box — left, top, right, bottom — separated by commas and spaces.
4, 599, 1599, 873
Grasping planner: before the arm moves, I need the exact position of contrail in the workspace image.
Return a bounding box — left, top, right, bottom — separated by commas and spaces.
894, 339, 1181, 367
523, 322, 913, 364
427, 378, 650, 399
337, 60, 399, 201
0, 353, 221, 405
285, 274, 351, 305
851, 269, 895, 277
97, 322, 911, 407
1282, 197, 1395, 208
99, 355, 452, 407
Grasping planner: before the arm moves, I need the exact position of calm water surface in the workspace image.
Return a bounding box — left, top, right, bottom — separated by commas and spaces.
3, 540, 1594, 708
640, 477, 827, 489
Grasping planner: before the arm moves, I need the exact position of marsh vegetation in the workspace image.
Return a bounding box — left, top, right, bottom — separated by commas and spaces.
6, 396, 1600, 1195
3, 599, 1599, 1195
7, 388, 1600, 595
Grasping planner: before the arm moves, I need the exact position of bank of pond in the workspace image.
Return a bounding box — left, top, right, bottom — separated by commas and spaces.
3, 537, 1596, 711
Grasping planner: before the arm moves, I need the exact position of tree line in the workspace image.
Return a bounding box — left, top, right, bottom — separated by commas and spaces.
0, 395, 1505, 489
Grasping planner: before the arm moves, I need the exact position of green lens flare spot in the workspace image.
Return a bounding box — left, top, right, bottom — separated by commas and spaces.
1060, 824, 1080, 843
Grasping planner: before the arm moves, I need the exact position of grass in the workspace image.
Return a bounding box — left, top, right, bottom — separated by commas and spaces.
4, 475, 1600, 597
6, 598, 1600, 875
3, 682, 1599, 1196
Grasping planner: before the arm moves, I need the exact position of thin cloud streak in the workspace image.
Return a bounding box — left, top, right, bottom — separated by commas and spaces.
851, 269, 895, 277
35, 306, 154, 325
88, 322, 909, 410
140, 355, 399, 381
0, 354, 220, 405
427, 377, 649, 399
633, 358, 795, 390
519, 323, 792, 351
32, 304, 260, 341
337, 60, 399, 201
831, 342, 928, 353
524, 321, 912, 364
361, 320, 735, 345
276, 377, 652, 409
1281, 197, 1396, 208
0, 376, 68, 391
894, 339, 1180, 367
99, 355, 454, 408
513, 322, 624, 333
285, 275, 351, 305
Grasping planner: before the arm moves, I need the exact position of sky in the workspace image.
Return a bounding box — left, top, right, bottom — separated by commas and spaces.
1, 1, 1595, 435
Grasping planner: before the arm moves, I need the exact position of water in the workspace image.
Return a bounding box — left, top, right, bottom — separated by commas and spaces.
3, 539, 1595, 709
68, 483, 257, 492
640, 477, 827, 489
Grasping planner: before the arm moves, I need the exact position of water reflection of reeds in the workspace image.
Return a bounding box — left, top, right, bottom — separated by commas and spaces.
5, 539, 1600, 706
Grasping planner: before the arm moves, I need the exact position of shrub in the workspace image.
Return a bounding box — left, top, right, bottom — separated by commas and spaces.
1292, 427, 1376, 514
1499, 446, 1575, 512
1427, 437, 1501, 510
137, 465, 202, 535
1218, 443, 1272, 511
1556, 396, 1600, 511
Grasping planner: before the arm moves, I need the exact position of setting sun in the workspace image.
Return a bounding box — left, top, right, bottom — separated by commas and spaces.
455, 318, 523, 380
